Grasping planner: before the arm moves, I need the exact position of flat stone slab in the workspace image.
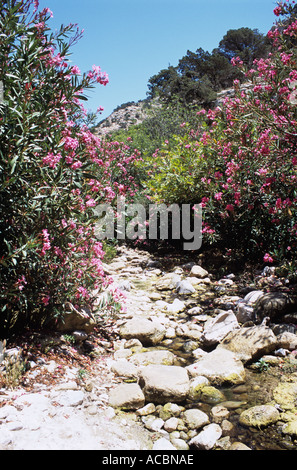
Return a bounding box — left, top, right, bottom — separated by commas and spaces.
108, 383, 145, 410
218, 325, 277, 363
186, 348, 245, 386
138, 365, 190, 404
119, 318, 165, 346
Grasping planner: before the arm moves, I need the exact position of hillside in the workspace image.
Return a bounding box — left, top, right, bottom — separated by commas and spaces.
93, 98, 160, 137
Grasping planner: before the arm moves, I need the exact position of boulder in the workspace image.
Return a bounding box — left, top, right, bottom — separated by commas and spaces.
190, 265, 208, 278
211, 405, 230, 424
201, 310, 240, 347
199, 385, 226, 405
55, 304, 96, 333
175, 280, 196, 295
189, 423, 222, 450
282, 420, 297, 437
152, 438, 176, 450
164, 417, 179, 432
236, 302, 255, 324
176, 323, 202, 341
239, 405, 280, 428
276, 331, 297, 350
156, 273, 181, 291
138, 365, 190, 404
119, 318, 165, 346
186, 348, 245, 386
142, 416, 164, 432
244, 290, 265, 305
254, 292, 297, 323
159, 402, 184, 419
188, 376, 209, 401
50, 390, 85, 407
110, 359, 139, 380
108, 383, 145, 410
188, 306, 203, 316
229, 442, 251, 450
129, 350, 176, 366
218, 325, 277, 363
166, 299, 186, 314
273, 381, 297, 411
187, 277, 211, 287
182, 409, 210, 429
136, 403, 156, 416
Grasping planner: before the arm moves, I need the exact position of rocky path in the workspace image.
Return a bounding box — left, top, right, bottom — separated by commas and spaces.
1, 245, 297, 450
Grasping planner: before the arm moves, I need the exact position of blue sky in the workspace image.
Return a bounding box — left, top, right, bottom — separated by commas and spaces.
38, 0, 278, 120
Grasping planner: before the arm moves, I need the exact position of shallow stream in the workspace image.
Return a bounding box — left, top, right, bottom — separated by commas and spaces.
114, 249, 297, 450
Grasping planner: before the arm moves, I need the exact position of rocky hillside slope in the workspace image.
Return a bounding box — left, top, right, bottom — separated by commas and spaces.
94, 98, 160, 137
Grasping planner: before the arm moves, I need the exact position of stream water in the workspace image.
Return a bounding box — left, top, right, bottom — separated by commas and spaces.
166, 335, 296, 450
126, 276, 297, 450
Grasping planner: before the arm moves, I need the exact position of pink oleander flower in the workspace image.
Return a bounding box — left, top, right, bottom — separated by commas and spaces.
34, 21, 45, 31
263, 253, 274, 263
273, 6, 282, 16
64, 136, 79, 151
41, 7, 53, 18
253, 85, 263, 93
71, 161, 83, 169
85, 198, 96, 207
17, 275, 27, 291
41, 295, 51, 306
280, 52, 292, 65
258, 168, 269, 176
231, 56, 243, 67
42, 152, 62, 169
40, 229, 51, 256
202, 223, 216, 234
76, 286, 89, 299
87, 65, 109, 85
71, 65, 81, 75
33, 0, 39, 12
226, 204, 235, 212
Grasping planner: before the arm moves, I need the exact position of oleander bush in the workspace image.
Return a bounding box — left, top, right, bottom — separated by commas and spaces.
0, 0, 141, 335
141, 1, 297, 266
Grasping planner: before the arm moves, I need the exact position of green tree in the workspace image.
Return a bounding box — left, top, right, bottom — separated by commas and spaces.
147, 64, 216, 106
218, 27, 271, 67
177, 47, 241, 91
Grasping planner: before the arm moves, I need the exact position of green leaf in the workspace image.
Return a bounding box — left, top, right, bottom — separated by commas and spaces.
10, 155, 19, 174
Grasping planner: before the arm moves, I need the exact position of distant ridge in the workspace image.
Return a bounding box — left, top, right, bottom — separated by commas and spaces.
93, 98, 160, 137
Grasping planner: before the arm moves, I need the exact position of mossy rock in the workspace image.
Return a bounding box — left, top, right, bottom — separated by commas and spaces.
282, 420, 297, 437
273, 382, 297, 411
199, 385, 226, 405
239, 405, 280, 428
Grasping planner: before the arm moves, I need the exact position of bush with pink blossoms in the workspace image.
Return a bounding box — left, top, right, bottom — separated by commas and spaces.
143, 1, 297, 268
0, 1, 141, 335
